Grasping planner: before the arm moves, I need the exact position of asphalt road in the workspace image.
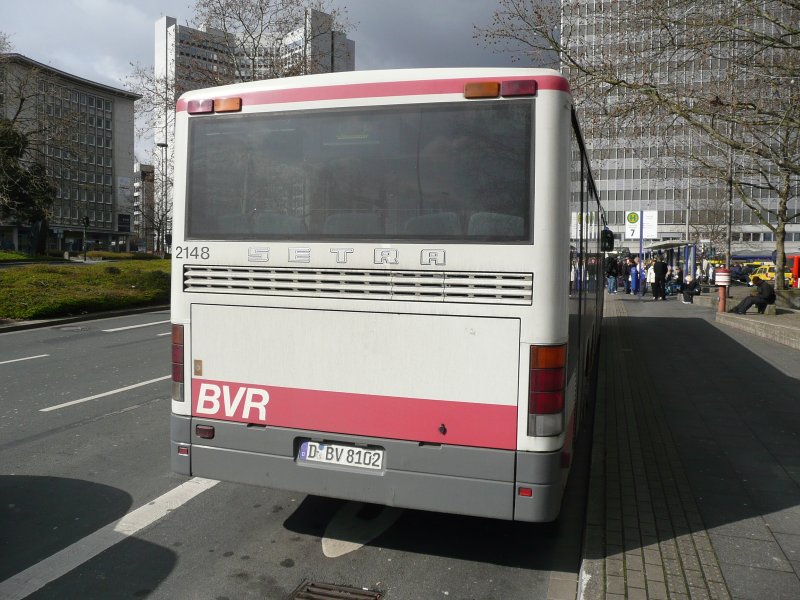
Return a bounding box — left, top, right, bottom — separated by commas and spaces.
0, 311, 590, 600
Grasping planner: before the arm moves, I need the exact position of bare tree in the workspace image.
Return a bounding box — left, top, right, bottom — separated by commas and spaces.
191, 0, 352, 80
126, 0, 352, 143
124, 1, 353, 254
476, 0, 799, 289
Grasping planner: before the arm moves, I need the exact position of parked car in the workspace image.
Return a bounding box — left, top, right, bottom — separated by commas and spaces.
748, 265, 795, 287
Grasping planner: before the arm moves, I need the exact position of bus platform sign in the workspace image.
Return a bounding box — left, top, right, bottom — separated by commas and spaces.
625, 210, 658, 240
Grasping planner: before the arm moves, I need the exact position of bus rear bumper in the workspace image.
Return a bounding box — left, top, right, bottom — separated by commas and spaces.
170, 415, 565, 522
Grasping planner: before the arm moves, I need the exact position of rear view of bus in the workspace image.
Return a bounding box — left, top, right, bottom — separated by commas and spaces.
170, 68, 603, 522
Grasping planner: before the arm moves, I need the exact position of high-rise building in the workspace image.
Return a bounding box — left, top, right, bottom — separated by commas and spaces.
153, 10, 355, 241
133, 163, 155, 252
565, 1, 799, 260
0, 53, 140, 253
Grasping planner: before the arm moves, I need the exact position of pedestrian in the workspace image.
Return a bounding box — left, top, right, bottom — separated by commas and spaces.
632, 258, 641, 295
623, 258, 633, 294
728, 276, 776, 314
639, 260, 648, 295
606, 256, 618, 294
646, 261, 655, 297
653, 255, 668, 300
679, 275, 700, 304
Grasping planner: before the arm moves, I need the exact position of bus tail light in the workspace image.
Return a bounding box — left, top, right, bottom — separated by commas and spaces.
186, 97, 242, 114
528, 344, 567, 436
171, 324, 185, 402
501, 80, 537, 97
187, 99, 213, 114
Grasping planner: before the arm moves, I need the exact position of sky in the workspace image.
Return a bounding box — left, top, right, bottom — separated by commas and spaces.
1, 0, 528, 156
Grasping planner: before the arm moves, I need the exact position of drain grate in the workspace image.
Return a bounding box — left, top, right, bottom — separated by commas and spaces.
288, 580, 383, 600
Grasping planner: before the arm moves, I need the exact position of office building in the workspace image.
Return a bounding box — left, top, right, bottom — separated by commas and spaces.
133, 162, 155, 253
565, 1, 799, 259
0, 53, 140, 253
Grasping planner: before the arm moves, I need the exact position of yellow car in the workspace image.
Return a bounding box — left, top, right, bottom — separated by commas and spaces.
748, 265, 795, 287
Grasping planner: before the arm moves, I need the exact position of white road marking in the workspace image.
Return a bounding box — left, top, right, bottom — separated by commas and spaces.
0, 354, 50, 366
321, 502, 403, 558
102, 320, 170, 333
40, 376, 171, 412
0, 477, 218, 600
156, 332, 171, 337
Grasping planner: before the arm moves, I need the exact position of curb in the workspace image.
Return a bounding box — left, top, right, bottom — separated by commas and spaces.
0, 305, 170, 333
714, 310, 800, 350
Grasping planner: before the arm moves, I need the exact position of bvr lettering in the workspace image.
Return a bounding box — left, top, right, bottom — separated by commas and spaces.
195, 382, 270, 421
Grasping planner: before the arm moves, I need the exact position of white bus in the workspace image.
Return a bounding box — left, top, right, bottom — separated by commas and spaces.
170, 68, 609, 522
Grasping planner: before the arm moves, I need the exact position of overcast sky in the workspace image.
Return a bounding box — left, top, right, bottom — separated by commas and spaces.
1, 0, 528, 154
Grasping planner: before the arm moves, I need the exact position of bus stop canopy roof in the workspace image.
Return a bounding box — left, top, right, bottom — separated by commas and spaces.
645, 240, 689, 251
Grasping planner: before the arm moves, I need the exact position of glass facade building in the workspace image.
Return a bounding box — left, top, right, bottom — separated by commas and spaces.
564, 0, 799, 258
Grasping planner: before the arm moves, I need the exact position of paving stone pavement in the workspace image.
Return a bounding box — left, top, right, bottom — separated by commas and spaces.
579, 294, 800, 600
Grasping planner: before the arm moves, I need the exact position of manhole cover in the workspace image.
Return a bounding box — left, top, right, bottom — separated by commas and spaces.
288, 581, 383, 600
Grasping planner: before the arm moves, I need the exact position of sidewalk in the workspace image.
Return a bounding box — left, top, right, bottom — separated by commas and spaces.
579, 293, 800, 600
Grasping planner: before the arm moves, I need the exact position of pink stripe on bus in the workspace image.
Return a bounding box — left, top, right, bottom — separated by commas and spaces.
176, 75, 569, 112
191, 378, 517, 450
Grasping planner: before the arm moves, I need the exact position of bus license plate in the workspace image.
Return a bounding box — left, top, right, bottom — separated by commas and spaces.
298, 441, 384, 470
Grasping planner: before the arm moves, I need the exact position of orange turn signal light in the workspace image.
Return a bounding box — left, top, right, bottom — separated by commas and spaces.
464, 81, 501, 99
213, 97, 242, 112
530, 344, 567, 369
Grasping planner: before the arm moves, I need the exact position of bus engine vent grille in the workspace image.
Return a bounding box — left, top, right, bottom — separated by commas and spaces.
183, 266, 533, 305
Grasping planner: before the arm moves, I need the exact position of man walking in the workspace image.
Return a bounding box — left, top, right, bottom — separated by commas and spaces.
652, 255, 668, 300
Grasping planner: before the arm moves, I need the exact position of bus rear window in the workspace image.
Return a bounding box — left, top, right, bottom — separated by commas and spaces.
185, 101, 532, 242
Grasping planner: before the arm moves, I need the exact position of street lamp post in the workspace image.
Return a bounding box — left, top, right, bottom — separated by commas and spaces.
727, 149, 733, 269
156, 142, 167, 257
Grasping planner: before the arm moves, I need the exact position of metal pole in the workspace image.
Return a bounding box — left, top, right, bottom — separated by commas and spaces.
727, 141, 733, 269
639, 211, 644, 297
156, 142, 167, 257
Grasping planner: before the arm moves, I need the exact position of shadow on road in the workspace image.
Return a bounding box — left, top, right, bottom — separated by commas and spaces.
282, 399, 596, 577
0, 476, 177, 598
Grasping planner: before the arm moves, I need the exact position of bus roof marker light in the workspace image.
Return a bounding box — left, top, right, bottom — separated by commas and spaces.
213, 97, 242, 113
187, 99, 213, 114
464, 81, 500, 99
501, 80, 538, 97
